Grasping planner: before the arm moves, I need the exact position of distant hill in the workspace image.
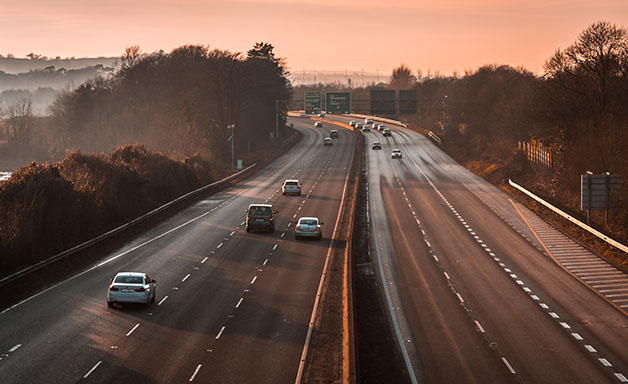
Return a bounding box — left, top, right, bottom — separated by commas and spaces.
0, 57, 118, 74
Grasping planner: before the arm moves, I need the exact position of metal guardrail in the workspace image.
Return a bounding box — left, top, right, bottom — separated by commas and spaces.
509, 179, 628, 254
0, 164, 257, 287
427, 131, 442, 146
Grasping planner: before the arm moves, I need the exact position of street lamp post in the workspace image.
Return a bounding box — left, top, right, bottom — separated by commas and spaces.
441, 94, 448, 131
227, 124, 235, 168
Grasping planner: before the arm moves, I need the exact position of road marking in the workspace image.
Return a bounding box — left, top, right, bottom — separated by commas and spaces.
560, 322, 571, 329
230, 231, 235, 236
83, 361, 102, 379
189, 364, 202, 382
216, 326, 226, 340
126, 323, 140, 336
182, 274, 190, 282
549, 312, 559, 318
433, 255, 439, 262
236, 298, 244, 308
474, 320, 485, 333
501, 357, 516, 374
599, 358, 612, 367
157, 296, 168, 305
217, 243, 223, 249
263, 259, 268, 266
456, 293, 464, 303
273, 244, 278, 250
571, 333, 583, 340
615, 373, 628, 382
201, 257, 208, 264
281, 233, 285, 238
540, 303, 549, 309
585, 345, 597, 353
250, 276, 257, 285
8, 344, 21, 353
444, 272, 450, 280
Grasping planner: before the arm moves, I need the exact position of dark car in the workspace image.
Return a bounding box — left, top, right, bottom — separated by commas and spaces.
330, 130, 339, 138
246, 204, 277, 233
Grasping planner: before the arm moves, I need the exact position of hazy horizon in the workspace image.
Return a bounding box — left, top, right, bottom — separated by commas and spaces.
1, 0, 627, 76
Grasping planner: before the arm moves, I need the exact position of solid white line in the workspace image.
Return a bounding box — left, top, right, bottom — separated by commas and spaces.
8, 344, 21, 353
474, 320, 485, 333
236, 298, 243, 308
501, 357, 516, 374
83, 361, 102, 379
158, 296, 168, 305
189, 364, 202, 382
182, 274, 190, 282
250, 276, 257, 285
216, 326, 225, 339
201, 257, 208, 264
126, 323, 140, 336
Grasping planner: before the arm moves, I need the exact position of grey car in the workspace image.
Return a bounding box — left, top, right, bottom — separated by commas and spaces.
295, 217, 323, 240
107, 272, 156, 307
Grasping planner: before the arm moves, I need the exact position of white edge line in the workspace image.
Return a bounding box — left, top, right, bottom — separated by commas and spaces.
83, 360, 102, 378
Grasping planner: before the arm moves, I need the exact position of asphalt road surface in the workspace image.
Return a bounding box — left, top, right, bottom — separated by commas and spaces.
0, 118, 356, 384
328, 116, 628, 384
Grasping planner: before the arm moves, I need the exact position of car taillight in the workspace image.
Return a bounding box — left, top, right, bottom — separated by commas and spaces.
135, 287, 146, 292
316, 225, 321, 231
296, 225, 301, 230
109, 286, 119, 291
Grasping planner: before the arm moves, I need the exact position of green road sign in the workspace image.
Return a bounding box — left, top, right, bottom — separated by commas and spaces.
325, 92, 351, 114
304, 92, 322, 115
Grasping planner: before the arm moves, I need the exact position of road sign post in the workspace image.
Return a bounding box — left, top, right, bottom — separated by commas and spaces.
325, 92, 351, 114
581, 172, 622, 225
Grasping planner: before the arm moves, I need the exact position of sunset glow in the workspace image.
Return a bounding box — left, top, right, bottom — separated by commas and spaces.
1, 0, 627, 74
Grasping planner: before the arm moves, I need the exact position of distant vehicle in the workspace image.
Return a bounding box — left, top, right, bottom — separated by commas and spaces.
372, 141, 382, 150
314, 121, 323, 128
364, 118, 373, 124
374, 123, 381, 130
323, 137, 333, 146
246, 203, 277, 233
318, 113, 325, 117
107, 272, 156, 307
282, 179, 301, 196
295, 217, 323, 240
391, 149, 402, 159
362, 125, 371, 132
349, 121, 357, 127
383, 128, 392, 137
378, 124, 385, 132
330, 130, 339, 138
356, 123, 363, 129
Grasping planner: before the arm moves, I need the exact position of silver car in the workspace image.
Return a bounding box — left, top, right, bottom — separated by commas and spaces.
282, 179, 302, 195
295, 217, 323, 240
107, 272, 156, 307
391, 149, 402, 159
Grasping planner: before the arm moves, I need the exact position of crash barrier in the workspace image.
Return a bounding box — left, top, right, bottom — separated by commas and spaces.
0, 164, 257, 287
509, 179, 628, 254
345, 113, 407, 128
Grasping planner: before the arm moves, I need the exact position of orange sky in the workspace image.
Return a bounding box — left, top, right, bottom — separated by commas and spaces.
1, 0, 627, 75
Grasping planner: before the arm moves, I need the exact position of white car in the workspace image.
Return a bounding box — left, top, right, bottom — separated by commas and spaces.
362, 125, 371, 132
330, 130, 339, 138
295, 217, 323, 240
391, 149, 402, 159
323, 138, 333, 146
107, 272, 156, 307
364, 118, 373, 124
314, 121, 322, 128
349, 121, 357, 127
383, 128, 392, 137
356, 123, 363, 130
282, 179, 301, 195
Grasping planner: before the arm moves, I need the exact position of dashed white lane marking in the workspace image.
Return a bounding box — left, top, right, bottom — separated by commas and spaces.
599, 358, 612, 367
281, 232, 285, 238
615, 373, 628, 382
230, 231, 235, 236
201, 257, 208, 264
216, 326, 226, 340
83, 360, 102, 379
241, 221, 245, 226
126, 323, 140, 337
474, 320, 485, 333
250, 276, 258, 285
8, 344, 21, 353
189, 364, 202, 382
456, 293, 464, 303
585, 345, 597, 353
559, 322, 571, 329
182, 274, 190, 282
236, 298, 244, 308
444, 272, 450, 280
273, 244, 278, 250
501, 357, 516, 374
571, 333, 583, 340
217, 242, 223, 249
158, 296, 168, 306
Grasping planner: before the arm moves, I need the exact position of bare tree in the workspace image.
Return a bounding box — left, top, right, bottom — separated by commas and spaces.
118, 45, 144, 73
1, 98, 34, 152
389, 64, 416, 89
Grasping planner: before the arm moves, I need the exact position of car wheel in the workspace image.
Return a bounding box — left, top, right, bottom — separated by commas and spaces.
270, 226, 275, 234
282, 192, 285, 195
317, 235, 323, 241
107, 301, 114, 308
295, 234, 300, 240
246, 227, 251, 233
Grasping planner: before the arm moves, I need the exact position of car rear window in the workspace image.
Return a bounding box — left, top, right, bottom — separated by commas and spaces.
300, 219, 317, 225
115, 275, 144, 284
250, 206, 271, 215
286, 182, 298, 186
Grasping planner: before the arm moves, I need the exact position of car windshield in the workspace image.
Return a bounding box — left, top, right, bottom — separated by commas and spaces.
250, 206, 271, 215
300, 219, 317, 225
115, 275, 144, 284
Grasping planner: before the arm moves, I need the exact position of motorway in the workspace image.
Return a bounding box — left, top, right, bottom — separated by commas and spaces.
324, 115, 628, 384
0, 118, 355, 383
